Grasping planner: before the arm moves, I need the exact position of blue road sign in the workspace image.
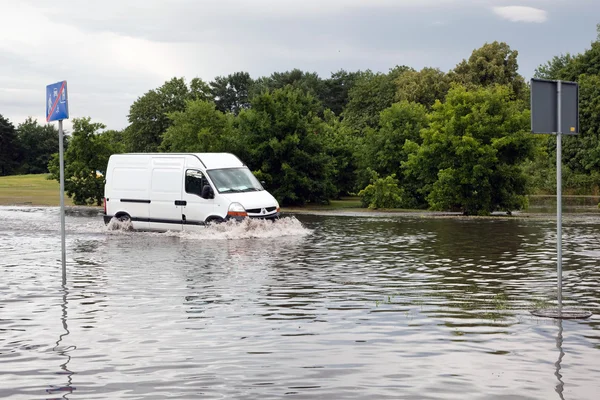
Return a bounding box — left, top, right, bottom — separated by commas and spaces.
46, 81, 69, 122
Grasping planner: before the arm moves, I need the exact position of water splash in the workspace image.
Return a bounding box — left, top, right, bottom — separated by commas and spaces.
170, 216, 312, 240
104, 216, 311, 239
106, 217, 134, 231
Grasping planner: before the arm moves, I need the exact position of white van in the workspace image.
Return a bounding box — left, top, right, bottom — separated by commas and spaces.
103, 153, 280, 231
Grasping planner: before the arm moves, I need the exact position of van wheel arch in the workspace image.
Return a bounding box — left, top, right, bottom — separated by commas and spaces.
115, 212, 131, 222
205, 216, 225, 225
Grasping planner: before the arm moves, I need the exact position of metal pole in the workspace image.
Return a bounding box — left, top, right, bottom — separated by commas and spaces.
59, 119, 66, 284
556, 81, 562, 310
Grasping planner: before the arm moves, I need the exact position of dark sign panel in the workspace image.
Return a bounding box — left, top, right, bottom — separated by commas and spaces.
530, 78, 579, 135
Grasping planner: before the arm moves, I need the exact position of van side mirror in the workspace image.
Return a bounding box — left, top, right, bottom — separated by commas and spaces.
260, 180, 266, 187
201, 185, 214, 199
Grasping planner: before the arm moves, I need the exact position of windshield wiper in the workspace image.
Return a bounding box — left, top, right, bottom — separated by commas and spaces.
220, 188, 242, 193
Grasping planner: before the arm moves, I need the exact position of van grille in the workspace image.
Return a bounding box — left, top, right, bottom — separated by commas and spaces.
246, 206, 277, 214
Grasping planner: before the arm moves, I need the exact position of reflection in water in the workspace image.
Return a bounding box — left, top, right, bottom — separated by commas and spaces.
555, 319, 565, 400
47, 284, 75, 399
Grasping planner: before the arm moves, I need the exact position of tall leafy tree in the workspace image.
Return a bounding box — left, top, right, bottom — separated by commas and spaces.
534, 54, 578, 81
16, 117, 60, 174
0, 114, 20, 176
210, 71, 253, 114
342, 66, 413, 133
160, 100, 236, 153
252, 69, 324, 98
49, 117, 120, 205
360, 101, 429, 206
124, 77, 210, 152
449, 41, 527, 100
395, 67, 451, 109
403, 85, 536, 215
321, 69, 362, 116
97, 129, 126, 155
317, 110, 361, 197
189, 77, 213, 102
236, 86, 337, 205
253, 69, 363, 117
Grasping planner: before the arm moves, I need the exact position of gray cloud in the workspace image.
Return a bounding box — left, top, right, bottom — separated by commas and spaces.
1, 0, 598, 131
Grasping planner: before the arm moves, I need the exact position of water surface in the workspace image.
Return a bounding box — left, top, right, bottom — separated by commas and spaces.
1, 206, 599, 399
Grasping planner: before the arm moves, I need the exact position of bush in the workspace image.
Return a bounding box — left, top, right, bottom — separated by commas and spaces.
358, 172, 404, 209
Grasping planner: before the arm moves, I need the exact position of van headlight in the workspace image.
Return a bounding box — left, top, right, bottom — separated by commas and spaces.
227, 202, 248, 218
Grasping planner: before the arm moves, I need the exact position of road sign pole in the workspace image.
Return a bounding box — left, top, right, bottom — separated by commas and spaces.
59, 119, 66, 284
556, 80, 563, 310
530, 78, 591, 319
46, 80, 69, 284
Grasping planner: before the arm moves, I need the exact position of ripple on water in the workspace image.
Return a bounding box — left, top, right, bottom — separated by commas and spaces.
0, 207, 599, 399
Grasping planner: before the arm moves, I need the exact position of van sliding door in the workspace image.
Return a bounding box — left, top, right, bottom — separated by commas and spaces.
148, 157, 184, 231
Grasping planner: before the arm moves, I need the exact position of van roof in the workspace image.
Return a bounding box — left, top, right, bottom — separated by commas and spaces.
115, 153, 246, 169
195, 153, 245, 169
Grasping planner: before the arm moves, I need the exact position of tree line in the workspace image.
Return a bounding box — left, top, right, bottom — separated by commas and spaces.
1, 25, 600, 214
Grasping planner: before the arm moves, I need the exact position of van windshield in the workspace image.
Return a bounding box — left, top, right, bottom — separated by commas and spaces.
207, 168, 264, 193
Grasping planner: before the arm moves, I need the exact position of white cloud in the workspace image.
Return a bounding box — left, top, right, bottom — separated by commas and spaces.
492, 6, 548, 23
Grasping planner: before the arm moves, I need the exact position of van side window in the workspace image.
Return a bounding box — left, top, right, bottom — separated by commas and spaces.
185, 170, 206, 197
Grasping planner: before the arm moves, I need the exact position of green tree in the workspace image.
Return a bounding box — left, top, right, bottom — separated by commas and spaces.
236, 87, 337, 205
358, 172, 404, 209
363, 101, 428, 178
49, 118, 119, 205
450, 41, 527, 100
321, 69, 361, 116
403, 85, 536, 215
359, 101, 429, 206
124, 77, 210, 152
189, 77, 213, 102
342, 66, 413, 133
534, 54, 578, 81
251, 69, 324, 99
15, 117, 60, 174
0, 114, 20, 176
395, 67, 451, 109
160, 100, 236, 153
97, 129, 126, 155
210, 71, 253, 114
317, 110, 361, 196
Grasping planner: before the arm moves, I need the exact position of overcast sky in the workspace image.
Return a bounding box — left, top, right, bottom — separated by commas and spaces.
1, 0, 599, 132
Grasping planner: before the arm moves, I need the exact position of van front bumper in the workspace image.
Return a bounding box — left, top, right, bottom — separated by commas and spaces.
226, 212, 280, 222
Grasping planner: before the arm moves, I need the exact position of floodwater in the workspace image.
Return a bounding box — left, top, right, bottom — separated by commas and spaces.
1, 206, 600, 399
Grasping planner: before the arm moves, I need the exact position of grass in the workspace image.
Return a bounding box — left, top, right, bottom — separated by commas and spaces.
282, 196, 367, 213
306, 197, 362, 209
0, 174, 74, 206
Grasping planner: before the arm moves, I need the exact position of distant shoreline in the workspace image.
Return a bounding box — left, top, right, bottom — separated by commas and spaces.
1, 173, 598, 220
2, 203, 599, 223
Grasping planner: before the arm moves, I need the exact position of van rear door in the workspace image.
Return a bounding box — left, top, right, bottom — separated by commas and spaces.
148, 157, 184, 231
